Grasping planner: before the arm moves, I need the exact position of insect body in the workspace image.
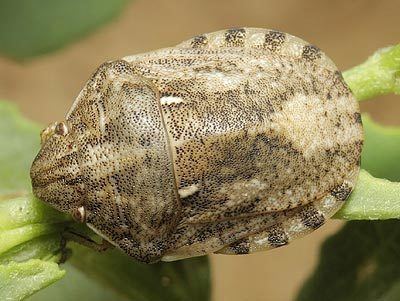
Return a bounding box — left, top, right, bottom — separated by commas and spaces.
30, 28, 363, 263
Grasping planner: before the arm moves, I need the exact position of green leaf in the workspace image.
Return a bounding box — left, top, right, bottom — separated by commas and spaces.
361, 115, 400, 181
25, 224, 211, 301
0, 194, 69, 231
332, 113, 400, 220
297, 220, 400, 301
335, 170, 400, 220
0, 196, 69, 301
0, 188, 70, 261
0, 259, 65, 301
0, 102, 41, 194
343, 44, 400, 101
26, 238, 210, 301
0, 223, 65, 256
68, 244, 210, 301
28, 264, 127, 301
0, 101, 69, 300
0, 0, 130, 60
0, 234, 65, 265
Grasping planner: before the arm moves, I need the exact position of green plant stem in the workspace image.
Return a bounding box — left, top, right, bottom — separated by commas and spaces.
0, 194, 71, 256
343, 44, 400, 101
0, 194, 71, 301
0, 259, 65, 301
334, 170, 400, 220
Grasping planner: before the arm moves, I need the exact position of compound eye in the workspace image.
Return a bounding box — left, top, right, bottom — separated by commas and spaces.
55, 122, 68, 136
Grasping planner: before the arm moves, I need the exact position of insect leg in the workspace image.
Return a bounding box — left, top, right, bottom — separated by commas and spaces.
62, 229, 114, 253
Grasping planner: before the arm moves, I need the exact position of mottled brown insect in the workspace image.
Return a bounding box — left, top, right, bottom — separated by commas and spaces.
30, 28, 363, 263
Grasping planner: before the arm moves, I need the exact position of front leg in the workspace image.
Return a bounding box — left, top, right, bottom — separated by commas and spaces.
63, 229, 113, 252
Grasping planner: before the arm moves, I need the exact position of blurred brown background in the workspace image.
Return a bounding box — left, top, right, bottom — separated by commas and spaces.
1, 0, 399, 300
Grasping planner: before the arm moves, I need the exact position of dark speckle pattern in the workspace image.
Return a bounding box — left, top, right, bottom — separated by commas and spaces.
302, 45, 321, 61
354, 112, 362, 125
264, 31, 286, 51
190, 35, 208, 48
301, 206, 325, 229
225, 28, 246, 46
267, 224, 289, 247
331, 182, 353, 201
31, 28, 363, 263
226, 238, 250, 254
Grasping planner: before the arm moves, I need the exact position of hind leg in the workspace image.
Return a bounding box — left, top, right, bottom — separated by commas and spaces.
217, 181, 351, 255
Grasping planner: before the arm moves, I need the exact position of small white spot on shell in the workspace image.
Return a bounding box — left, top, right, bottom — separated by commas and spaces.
160, 96, 184, 105
98, 105, 106, 134
76, 206, 86, 222
178, 184, 199, 198
254, 236, 269, 246
320, 195, 336, 210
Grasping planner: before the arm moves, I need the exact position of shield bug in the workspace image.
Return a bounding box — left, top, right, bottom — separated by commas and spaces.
30, 28, 363, 263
